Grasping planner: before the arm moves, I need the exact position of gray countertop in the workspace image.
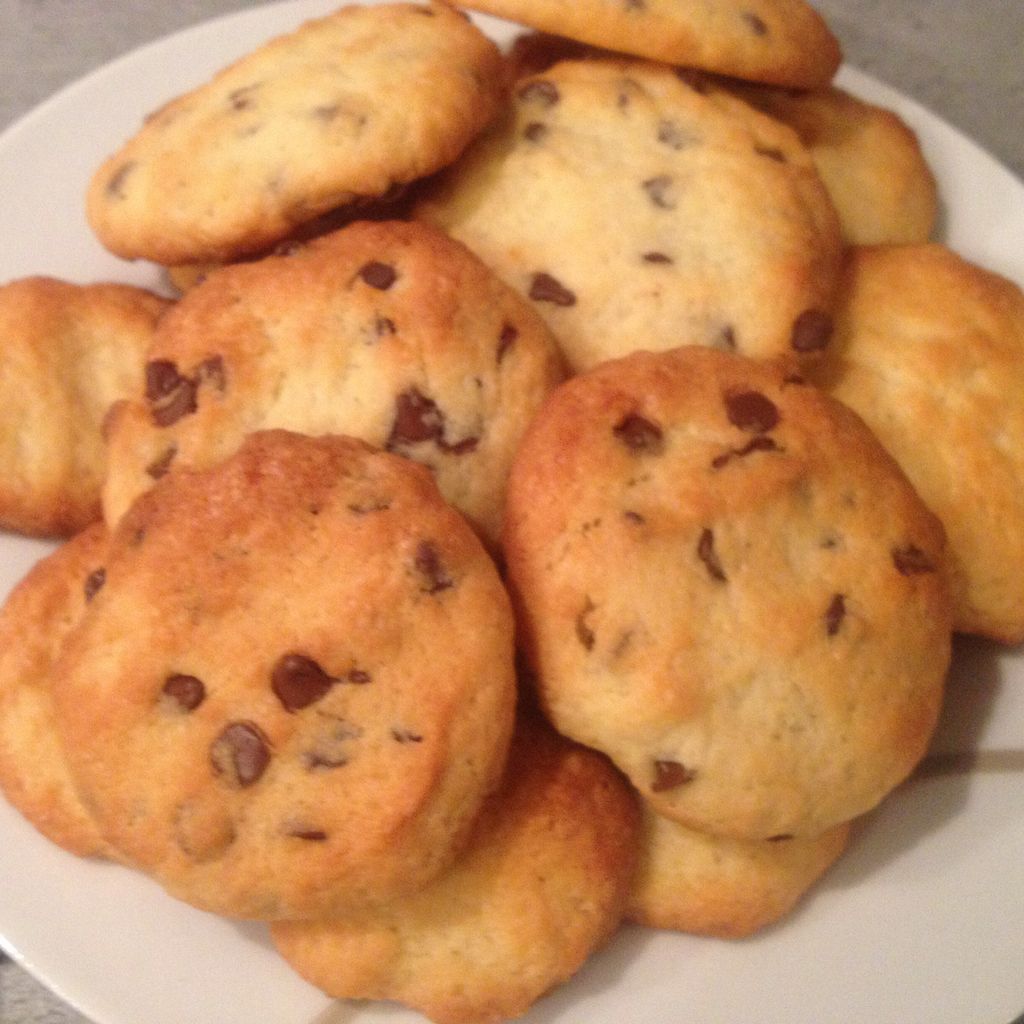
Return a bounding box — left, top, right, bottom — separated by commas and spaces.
0, 2, 1021, 1023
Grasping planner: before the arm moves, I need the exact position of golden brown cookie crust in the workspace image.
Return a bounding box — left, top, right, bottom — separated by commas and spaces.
272, 713, 640, 1024
0, 276, 170, 538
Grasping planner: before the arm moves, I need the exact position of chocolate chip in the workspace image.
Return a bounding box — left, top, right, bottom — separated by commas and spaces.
575, 597, 596, 651
145, 359, 197, 427
641, 251, 674, 264
657, 120, 693, 150
375, 315, 397, 336
642, 175, 676, 209
228, 84, 259, 111
710, 435, 780, 469
768, 833, 794, 842
529, 271, 576, 306
613, 413, 664, 454
358, 261, 398, 290
623, 509, 646, 525
162, 674, 206, 712
391, 727, 424, 743
651, 759, 697, 792
347, 498, 391, 515
414, 541, 453, 594
272, 653, 337, 712
285, 826, 328, 841
83, 567, 106, 602
388, 388, 445, 446
517, 79, 560, 106
825, 594, 847, 636
196, 355, 226, 391
146, 446, 176, 480
105, 161, 136, 199
304, 722, 361, 770
791, 309, 833, 353
346, 668, 372, 685
497, 323, 518, 363
724, 390, 780, 433
523, 121, 548, 142
892, 544, 936, 575
697, 528, 727, 582
755, 144, 787, 163
743, 10, 769, 35
713, 324, 738, 351
211, 721, 271, 787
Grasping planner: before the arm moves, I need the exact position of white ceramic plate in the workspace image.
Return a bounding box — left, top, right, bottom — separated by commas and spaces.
1, 4, 1022, 1023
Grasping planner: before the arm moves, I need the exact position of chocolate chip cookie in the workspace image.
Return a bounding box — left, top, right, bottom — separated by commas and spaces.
417, 58, 842, 372
101, 219, 564, 548
56, 431, 517, 919
503, 346, 952, 840
458, 0, 842, 88
86, 2, 505, 265
0, 276, 170, 537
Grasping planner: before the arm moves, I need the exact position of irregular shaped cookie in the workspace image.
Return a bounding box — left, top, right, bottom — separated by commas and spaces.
458, 0, 841, 88
86, 2, 505, 265
417, 59, 842, 372
503, 346, 951, 840
101, 220, 564, 548
0, 276, 170, 537
0, 523, 112, 857
56, 431, 517, 919
271, 712, 640, 1024
505, 34, 937, 246
628, 806, 849, 938
812, 244, 1024, 643
723, 83, 938, 245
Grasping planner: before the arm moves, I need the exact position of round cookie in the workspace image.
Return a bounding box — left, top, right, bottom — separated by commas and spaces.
417, 58, 843, 373
457, 0, 842, 88
627, 806, 849, 938
271, 712, 640, 1024
0, 276, 170, 537
0, 523, 112, 857
55, 430, 517, 919
722, 83, 938, 246
101, 219, 565, 549
812, 244, 1024, 644
503, 346, 952, 840
86, 2, 505, 265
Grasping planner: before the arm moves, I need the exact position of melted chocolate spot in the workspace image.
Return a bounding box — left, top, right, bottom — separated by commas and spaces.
497, 323, 518, 362
697, 528, 727, 582
724, 390, 780, 433
162, 674, 206, 712
642, 251, 674, 264
286, 826, 328, 841
414, 541, 453, 594
272, 653, 337, 712
358, 261, 398, 290
892, 545, 936, 575
523, 121, 548, 142
391, 727, 424, 743
145, 359, 197, 427
613, 413, 664, 454
388, 388, 445, 446
83, 567, 106, 602
517, 79, 560, 106
657, 119, 693, 150
529, 271, 576, 306
146, 446, 176, 480
791, 309, 833, 353
642, 175, 676, 209
211, 721, 271, 787
825, 593, 846, 636
651, 759, 697, 792
743, 10, 769, 35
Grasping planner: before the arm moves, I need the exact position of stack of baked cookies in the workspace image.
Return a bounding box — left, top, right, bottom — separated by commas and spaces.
1, 1, 1022, 1021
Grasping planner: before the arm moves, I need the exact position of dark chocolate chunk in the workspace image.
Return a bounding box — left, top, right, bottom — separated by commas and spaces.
642, 251, 674, 264
211, 721, 271, 787
162, 673, 206, 712
892, 544, 936, 575
651, 759, 697, 792
697, 528, 727, 582
414, 540, 453, 594
791, 309, 833, 353
613, 413, 664, 454
146, 446, 177, 480
358, 261, 398, 290
145, 359, 197, 427
83, 567, 106, 602
825, 593, 846, 636
388, 388, 445, 446
642, 174, 676, 209
724, 390, 780, 433
743, 10, 769, 35
575, 597, 597, 651
529, 271, 576, 306
497, 322, 518, 362
523, 121, 548, 142
272, 653, 338, 712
